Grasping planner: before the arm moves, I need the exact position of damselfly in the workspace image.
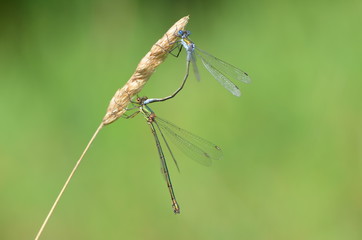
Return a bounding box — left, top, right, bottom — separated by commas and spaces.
125, 96, 223, 213
171, 30, 251, 97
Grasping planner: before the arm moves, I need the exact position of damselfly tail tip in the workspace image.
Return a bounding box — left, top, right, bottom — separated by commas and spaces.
173, 202, 181, 214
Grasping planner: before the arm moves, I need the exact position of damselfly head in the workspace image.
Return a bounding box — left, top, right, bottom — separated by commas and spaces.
177, 30, 191, 39
136, 96, 148, 105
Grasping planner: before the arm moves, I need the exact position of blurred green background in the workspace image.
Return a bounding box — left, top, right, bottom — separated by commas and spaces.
1, 0, 361, 239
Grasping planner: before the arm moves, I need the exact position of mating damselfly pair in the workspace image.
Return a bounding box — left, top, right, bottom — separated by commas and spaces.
34, 19, 252, 240
126, 29, 251, 213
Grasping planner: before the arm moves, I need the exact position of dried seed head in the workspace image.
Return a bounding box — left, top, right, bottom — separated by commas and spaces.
102, 16, 190, 125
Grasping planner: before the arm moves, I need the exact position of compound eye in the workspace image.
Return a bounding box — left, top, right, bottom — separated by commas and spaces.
178, 30, 183, 36
136, 97, 141, 102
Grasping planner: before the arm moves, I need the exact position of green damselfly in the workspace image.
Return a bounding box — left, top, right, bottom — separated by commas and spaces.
125, 96, 222, 213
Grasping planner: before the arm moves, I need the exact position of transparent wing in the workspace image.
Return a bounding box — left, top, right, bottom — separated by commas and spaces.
188, 51, 200, 81
195, 48, 251, 96
155, 117, 223, 166
153, 121, 180, 172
